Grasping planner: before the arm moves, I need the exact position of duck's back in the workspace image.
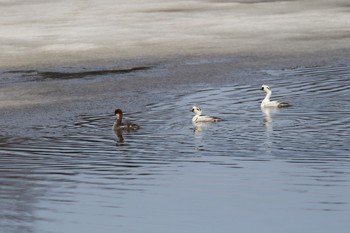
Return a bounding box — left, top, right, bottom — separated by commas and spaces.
113, 122, 140, 131
193, 115, 221, 123
261, 100, 290, 108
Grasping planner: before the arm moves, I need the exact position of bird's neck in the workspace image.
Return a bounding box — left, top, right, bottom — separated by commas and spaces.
116, 113, 123, 125
263, 91, 272, 102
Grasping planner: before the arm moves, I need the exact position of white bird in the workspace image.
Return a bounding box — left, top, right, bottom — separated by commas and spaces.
261, 85, 290, 108
113, 109, 140, 131
191, 106, 221, 123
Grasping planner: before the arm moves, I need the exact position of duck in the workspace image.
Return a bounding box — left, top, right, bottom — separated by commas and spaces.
113, 109, 140, 131
261, 85, 290, 108
191, 106, 221, 123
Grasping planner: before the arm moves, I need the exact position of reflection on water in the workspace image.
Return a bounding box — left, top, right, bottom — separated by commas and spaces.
193, 122, 213, 135
113, 129, 125, 145
261, 106, 274, 130
1, 63, 350, 232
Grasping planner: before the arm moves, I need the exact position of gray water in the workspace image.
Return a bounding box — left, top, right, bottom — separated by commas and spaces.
1, 63, 349, 233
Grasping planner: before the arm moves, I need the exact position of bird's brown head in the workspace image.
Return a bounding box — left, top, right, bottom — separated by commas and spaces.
114, 109, 123, 119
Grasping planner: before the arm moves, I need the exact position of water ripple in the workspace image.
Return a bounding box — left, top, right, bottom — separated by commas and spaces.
1, 63, 350, 232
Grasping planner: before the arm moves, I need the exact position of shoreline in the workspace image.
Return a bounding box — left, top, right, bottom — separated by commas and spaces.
1, 48, 350, 107
1, 48, 349, 137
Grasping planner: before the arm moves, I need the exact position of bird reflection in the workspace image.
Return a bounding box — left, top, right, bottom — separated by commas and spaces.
193, 122, 212, 136
261, 106, 279, 151
113, 129, 126, 146
261, 106, 276, 131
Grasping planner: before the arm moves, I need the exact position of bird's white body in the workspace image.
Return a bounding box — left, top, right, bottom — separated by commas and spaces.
261, 85, 289, 108
191, 106, 221, 123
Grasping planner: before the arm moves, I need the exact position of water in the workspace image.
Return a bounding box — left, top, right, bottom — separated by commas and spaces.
1, 63, 350, 233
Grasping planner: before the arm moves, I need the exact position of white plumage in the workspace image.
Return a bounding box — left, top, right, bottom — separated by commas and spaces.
191, 106, 221, 123
261, 85, 290, 108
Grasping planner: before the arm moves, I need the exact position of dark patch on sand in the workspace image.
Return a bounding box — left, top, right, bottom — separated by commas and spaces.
38, 66, 152, 80
4, 66, 152, 81
3, 66, 152, 83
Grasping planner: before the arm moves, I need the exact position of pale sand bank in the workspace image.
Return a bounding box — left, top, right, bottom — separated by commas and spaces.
0, 0, 349, 68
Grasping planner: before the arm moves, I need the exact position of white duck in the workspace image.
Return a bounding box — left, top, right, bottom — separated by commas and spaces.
191, 106, 221, 123
113, 109, 140, 131
261, 85, 290, 108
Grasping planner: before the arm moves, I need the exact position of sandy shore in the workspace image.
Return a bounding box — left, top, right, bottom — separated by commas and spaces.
1, 0, 350, 69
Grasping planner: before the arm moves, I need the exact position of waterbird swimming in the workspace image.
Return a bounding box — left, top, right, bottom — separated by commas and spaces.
113, 109, 140, 131
191, 106, 221, 123
261, 85, 290, 108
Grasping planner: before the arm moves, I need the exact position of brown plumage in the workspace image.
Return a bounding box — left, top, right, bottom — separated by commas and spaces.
113, 109, 140, 131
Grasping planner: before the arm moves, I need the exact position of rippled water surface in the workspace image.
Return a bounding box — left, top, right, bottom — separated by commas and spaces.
1, 64, 350, 233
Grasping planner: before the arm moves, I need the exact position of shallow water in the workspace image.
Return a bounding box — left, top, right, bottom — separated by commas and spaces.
1, 63, 349, 233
